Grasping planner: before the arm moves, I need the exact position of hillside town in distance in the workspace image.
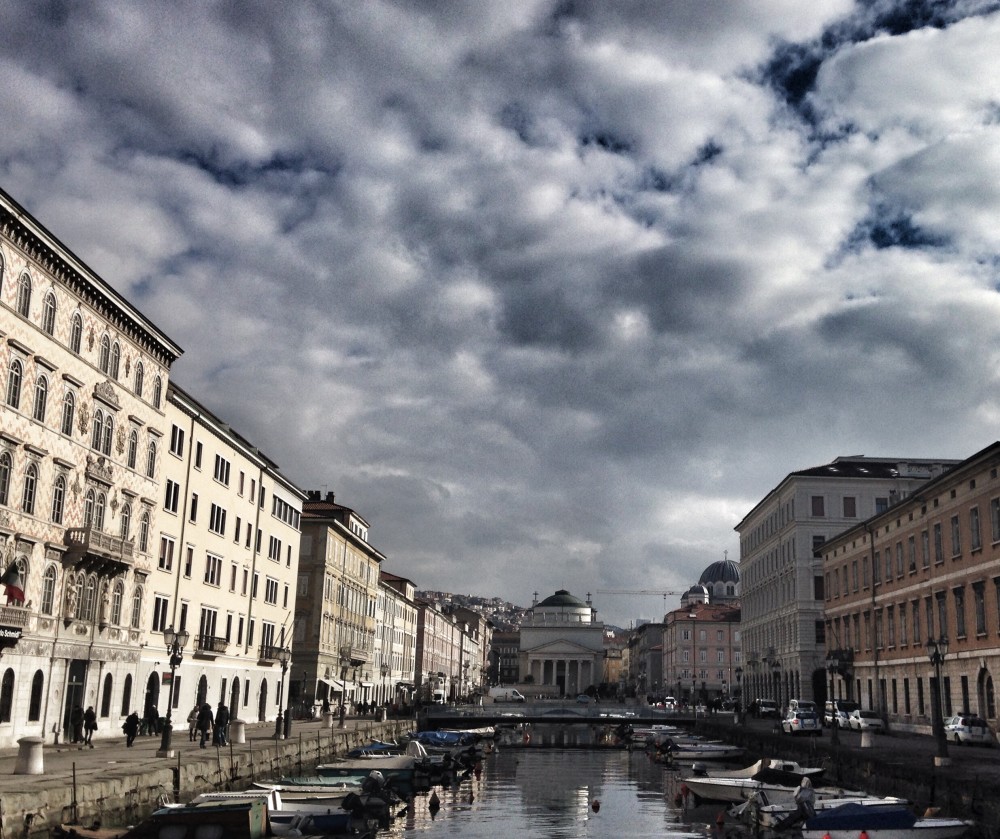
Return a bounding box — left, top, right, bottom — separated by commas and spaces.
1, 185, 1000, 751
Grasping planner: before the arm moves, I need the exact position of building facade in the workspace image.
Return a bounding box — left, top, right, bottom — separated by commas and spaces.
820, 442, 1000, 732
0, 189, 182, 747
141, 384, 305, 726
378, 570, 418, 710
296, 492, 384, 710
736, 456, 957, 711
662, 602, 741, 706
518, 590, 604, 695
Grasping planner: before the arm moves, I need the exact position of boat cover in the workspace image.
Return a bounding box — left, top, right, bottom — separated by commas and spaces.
806, 802, 917, 831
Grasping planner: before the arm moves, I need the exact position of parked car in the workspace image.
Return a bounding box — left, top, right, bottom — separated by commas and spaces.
787, 699, 817, 715
782, 710, 822, 736
824, 700, 860, 728
944, 714, 994, 746
754, 699, 780, 719
576, 694, 592, 704
847, 709, 885, 732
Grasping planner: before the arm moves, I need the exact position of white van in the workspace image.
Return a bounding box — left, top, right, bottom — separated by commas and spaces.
431, 690, 446, 704
489, 688, 526, 703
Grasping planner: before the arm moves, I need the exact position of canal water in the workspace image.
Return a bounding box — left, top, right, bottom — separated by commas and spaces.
381, 747, 730, 838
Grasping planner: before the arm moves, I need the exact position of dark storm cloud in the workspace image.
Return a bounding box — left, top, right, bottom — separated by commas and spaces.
1, 0, 999, 623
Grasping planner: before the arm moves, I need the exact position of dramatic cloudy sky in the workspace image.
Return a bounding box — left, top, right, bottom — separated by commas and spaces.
3, 0, 1000, 626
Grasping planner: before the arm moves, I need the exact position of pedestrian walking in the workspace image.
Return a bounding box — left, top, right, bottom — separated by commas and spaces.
196, 702, 214, 748
83, 706, 97, 747
70, 705, 85, 743
144, 704, 159, 736
187, 705, 200, 741
214, 702, 230, 746
122, 711, 140, 747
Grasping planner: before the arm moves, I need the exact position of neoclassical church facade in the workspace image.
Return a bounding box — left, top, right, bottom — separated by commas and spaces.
518, 590, 604, 696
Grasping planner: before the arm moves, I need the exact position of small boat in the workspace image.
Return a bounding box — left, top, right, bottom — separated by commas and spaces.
250, 781, 359, 812
317, 753, 418, 794
689, 757, 825, 785
125, 799, 269, 839
681, 775, 864, 806
801, 801, 973, 839
654, 737, 744, 763
734, 790, 912, 830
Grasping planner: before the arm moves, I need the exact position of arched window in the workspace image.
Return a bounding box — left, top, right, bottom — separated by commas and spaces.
40, 566, 56, 614
21, 462, 37, 514
131, 585, 143, 629
6, 358, 23, 408
138, 510, 150, 553
92, 409, 105, 450
133, 361, 144, 397
28, 671, 44, 721
0, 669, 14, 722
61, 390, 75, 435
94, 492, 107, 531
153, 376, 163, 409
42, 292, 57, 335
146, 441, 157, 478
121, 674, 133, 716
120, 501, 132, 540
101, 673, 113, 718
127, 429, 138, 469
0, 452, 11, 505
84, 489, 96, 527
82, 575, 98, 622
102, 414, 113, 455
32, 375, 47, 422
70, 312, 83, 354
51, 475, 66, 523
110, 342, 121, 380
111, 580, 124, 625
99, 334, 111, 374
15, 273, 31, 317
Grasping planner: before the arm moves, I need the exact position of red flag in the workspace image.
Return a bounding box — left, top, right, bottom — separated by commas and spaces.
0, 563, 24, 603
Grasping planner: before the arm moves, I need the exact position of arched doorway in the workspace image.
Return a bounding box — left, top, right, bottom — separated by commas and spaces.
144, 672, 160, 716
197, 674, 208, 708
258, 679, 268, 722
978, 667, 995, 720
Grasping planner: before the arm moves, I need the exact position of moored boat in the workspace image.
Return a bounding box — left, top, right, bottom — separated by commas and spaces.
800, 801, 973, 839
689, 757, 824, 785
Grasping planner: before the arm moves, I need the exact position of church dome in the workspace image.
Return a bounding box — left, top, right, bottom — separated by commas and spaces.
699, 558, 740, 586
537, 589, 587, 608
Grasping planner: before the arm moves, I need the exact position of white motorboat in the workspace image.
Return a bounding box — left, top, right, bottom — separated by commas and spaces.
655, 738, 744, 763
689, 757, 825, 785
681, 775, 864, 806
800, 802, 973, 839
249, 781, 358, 813
734, 790, 912, 830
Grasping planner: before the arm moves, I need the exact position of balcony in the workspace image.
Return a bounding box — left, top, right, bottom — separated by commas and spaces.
64, 527, 135, 577
259, 644, 284, 663
195, 634, 228, 656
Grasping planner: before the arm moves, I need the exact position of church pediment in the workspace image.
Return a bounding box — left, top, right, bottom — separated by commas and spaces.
521, 639, 600, 656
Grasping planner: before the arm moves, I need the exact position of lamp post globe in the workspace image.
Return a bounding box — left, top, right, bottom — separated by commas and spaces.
275, 646, 292, 739
157, 627, 189, 757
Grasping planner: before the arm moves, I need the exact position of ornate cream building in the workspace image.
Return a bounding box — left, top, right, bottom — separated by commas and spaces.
0, 188, 181, 746
519, 590, 604, 695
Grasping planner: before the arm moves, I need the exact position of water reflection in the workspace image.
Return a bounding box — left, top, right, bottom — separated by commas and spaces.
383, 746, 732, 838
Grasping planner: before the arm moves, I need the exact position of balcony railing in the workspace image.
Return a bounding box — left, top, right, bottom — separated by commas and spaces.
195, 634, 228, 655
259, 644, 283, 662
0, 604, 29, 629
65, 527, 135, 576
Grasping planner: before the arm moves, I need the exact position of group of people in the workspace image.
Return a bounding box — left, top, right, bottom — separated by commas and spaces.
187, 702, 231, 748
69, 705, 98, 747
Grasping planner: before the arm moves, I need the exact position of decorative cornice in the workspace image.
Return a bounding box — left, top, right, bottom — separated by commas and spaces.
93, 379, 121, 410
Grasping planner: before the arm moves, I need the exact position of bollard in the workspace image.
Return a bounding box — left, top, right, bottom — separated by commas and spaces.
14, 736, 44, 775
860, 730, 874, 749
322, 712, 335, 729
229, 719, 246, 745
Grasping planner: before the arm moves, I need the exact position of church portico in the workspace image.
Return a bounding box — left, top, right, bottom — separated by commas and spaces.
518, 591, 605, 696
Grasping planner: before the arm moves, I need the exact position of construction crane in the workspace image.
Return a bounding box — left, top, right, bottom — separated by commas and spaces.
595, 589, 685, 607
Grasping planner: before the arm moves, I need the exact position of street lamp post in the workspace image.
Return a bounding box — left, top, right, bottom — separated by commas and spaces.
275, 646, 292, 739
156, 627, 190, 757
826, 653, 840, 747
926, 635, 950, 765
735, 666, 743, 723
381, 662, 390, 706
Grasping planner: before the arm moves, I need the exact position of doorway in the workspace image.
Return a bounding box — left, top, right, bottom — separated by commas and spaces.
62, 660, 88, 740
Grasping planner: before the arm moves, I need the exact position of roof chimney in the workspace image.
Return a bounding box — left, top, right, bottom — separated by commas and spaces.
326, 491, 335, 503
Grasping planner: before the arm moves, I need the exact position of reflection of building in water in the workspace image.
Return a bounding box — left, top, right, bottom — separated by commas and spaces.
519, 590, 604, 695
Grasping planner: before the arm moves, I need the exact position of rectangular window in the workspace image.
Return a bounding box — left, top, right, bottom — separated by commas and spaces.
925, 596, 935, 640
158, 536, 174, 571
875, 497, 889, 514
152, 595, 169, 632
234, 516, 242, 542
974, 583, 986, 636
208, 503, 227, 535
954, 587, 967, 638
811, 496, 825, 517
887, 605, 895, 647
225, 614, 233, 642
899, 603, 908, 646
970, 507, 982, 551
169, 424, 185, 457
908, 536, 916, 572
188, 492, 198, 523
199, 607, 218, 641
843, 496, 856, 518
204, 553, 222, 586
268, 535, 282, 562
922, 530, 930, 568
230, 564, 238, 592
264, 577, 279, 605
239, 472, 245, 495
237, 616, 244, 645
912, 600, 921, 646
951, 515, 962, 557
283, 584, 289, 608
213, 454, 231, 486
933, 523, 943, 563
252, 572, 259, 599
183, 546, 193, 578
164, 480, 179, 514
851, 560, 859, 592
992, 498, 1000, 544
194, 441, 203, 469
896, 542, 904, 577
936, 593, 947, 640
873, 551, 882, 584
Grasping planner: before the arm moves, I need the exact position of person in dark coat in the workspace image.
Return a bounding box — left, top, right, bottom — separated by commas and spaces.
70, 705, 85, 743
144, 704, 159, 736
196, 703, 214, 748
122, 711, 140, 747
213, 702, 230, 746
83, 706, 97, 747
